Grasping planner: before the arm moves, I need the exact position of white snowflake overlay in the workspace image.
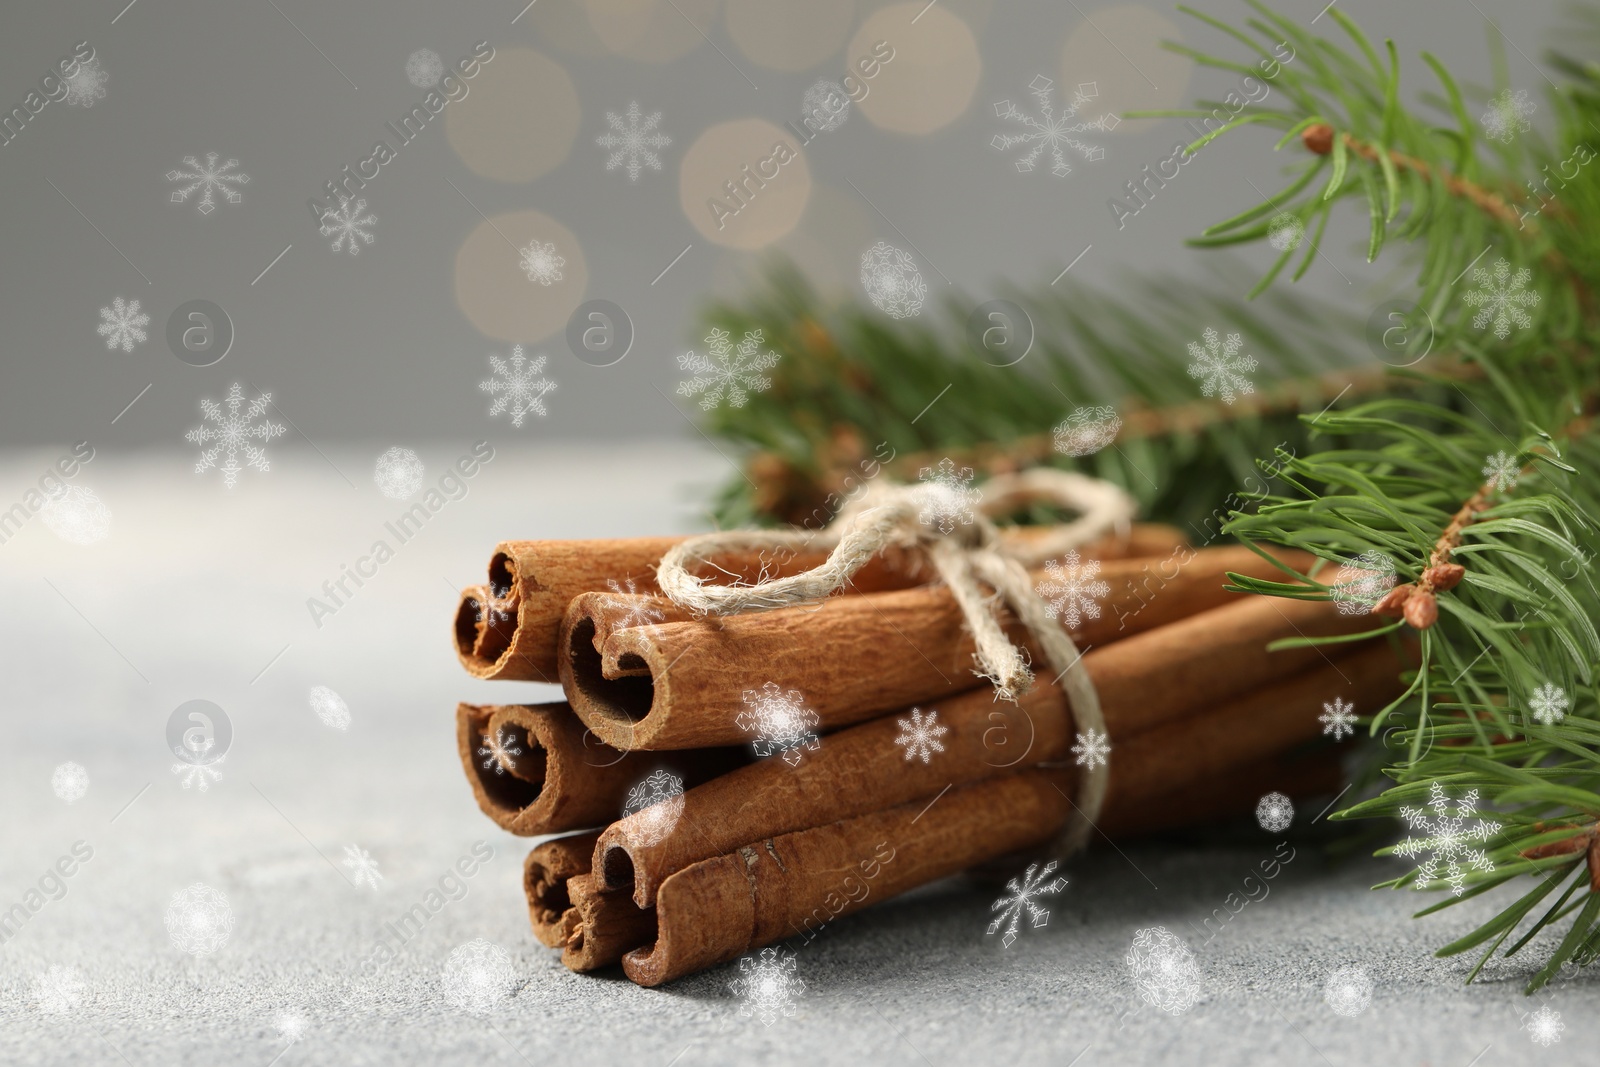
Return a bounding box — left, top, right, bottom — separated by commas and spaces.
274, 1011, 309, 1045
1072, 728, 1111, 769
185, 383, 287, 488
1394, 781, 1499, 896
478, 726, 523, 776
604, 577, 667, 633
342, 844, 384, 890
406, 48, 444, 88
991, 75, 1118, 178
482, 346, 557, 427
730, 947, 805, 1026
1186, 327, 1258, 405
1482, 450, 1520, 492
1528, 682, 1569, 726
596, 101, 671, 182
518, 240, 565, 286
917, 457, 981, 535
987, 859, 1068, 948
40, 485, 112, 545
1464, 257, 1540, 339
65, 57, 109, 107
97, 296, 150, 352
736, 682, 821, 765
1482, 88, 1535, 144
1053, 405, 1122, 457
171, 737, 224, 791
622, 769, 685, 847
31, 966, 88, 1015
676, 328, 780, 410
1268, 211, 1305, 252
1525, 1005, 1564, 1047
1127, 926, 1202, 1015
441, 938, 518, 1014
893, 707, 947, 764
1323, 965, 1373, 1016
165, 883, 234, 957
309, 686, 351, 730
1320, 696, 1357, 740
1037, 549, 1110, 630
51, 761, 89, 803
167, 152, 250, 215
374, 446, 425, 499
1330, 549, 1398, 616
1256, 791, 1294, 833
320, 196, 376, 255
860, 241, 927, 319
801, 80, 850, 132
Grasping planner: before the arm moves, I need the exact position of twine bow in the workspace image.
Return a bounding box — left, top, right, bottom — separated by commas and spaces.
655, 466, 1139, 857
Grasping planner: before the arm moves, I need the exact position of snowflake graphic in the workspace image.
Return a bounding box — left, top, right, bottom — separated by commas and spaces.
990, 75, 1117, 178
1394, 781, 1499, 896
1525, 1005, 1564, 1047
441, 938, 518, 1014
603, 577, 666, 633
1481, 450, 1521, 492
171, 738, 224, 791
32, 966, 88, 1015
596, 101, 671, 181
1323, 965, 1372, 1016
1053, 405, 1121, 457
1463, 257, 1540, 339
64, 57, 108, 107
406, 48, 444, 88
518, 240, 565, 286
1127, 926, 1202, 1015
917, 457, 980, 535
97, 296, 150, 352
1320, 697, 1357, 741
1072, 728, 1111, 769
374, 446, 425, 499
165, 883, 234, 957
622, 769, 685, 846
167, 152, 250, 215
319, 196, 376, 255
1255, 791, 1294, 833
1036, 549, 1110, 630
894, 707, 948, 764
342, 844, 384, 890
185, 383, 286, 488
51, 761, 89, 803
730, 947, 804, 1026
40, 485, 111, 545
987, 859, 1068, 948
1330, 549, 1397, 616
481, 346, 557, 427
860, 241, 927, 319
1528, 682, 1569, 726
801, 80, 850, 132
478, 727, 523, 775
1268, 211, 1305, 252
274, 1011, 309, 1045
1186, 327, 1258, 405
736, 682, 821, 765
1482, 88, 1535, 144
308, 686, 351, 730
676, 327, 780, 410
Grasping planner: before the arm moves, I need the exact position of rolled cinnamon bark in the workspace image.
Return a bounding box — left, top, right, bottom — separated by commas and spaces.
523, 831, 600, 948
1101, 747, 1346, 837
561, 873, 659, 972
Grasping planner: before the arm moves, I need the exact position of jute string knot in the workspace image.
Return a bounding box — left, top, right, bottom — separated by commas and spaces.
655, 467, 1138, 857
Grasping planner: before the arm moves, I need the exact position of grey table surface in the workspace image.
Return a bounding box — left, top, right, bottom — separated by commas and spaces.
0, 442, 1588, 1067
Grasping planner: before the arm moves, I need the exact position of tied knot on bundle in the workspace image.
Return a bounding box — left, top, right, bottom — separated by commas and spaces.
654, 466, 1140, 855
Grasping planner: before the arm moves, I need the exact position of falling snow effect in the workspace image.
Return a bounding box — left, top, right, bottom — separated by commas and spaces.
1525, 1005, 1564, 1046
97, 296, 150, 352
31, 966, 88, 1015
64, 58, 109, 107
1481, 450, 1521, 492
51, 761, 89, 803
1323, 966, 1372, 1016
676, 327, 780, 410
185, 383, 286, 488
478, 727, 523, 775
1255, 791, 1294, 833
1464, 257, 1540, 339
481, 346, 557, 427
1072, 728, 1111, 769
320, 197, 376, 255
1394, 782, 1499, 896
893, 707, 948, 764
801, 80, 850, 132
171, 737, 224, 791
1127, 926, 1202, 1015
736, 682, 821, 765
373, 446, 425, 499
1267, 211, 1305, 252
1053, 405, 1121, 457
1528, 682, 1569, 726
1320, 697, 1357, 740
405, 48, 444, 88
165, 883, 234, 957
1481, 88, 1535, 144
917, 458, 980, 535
990, 75, 1117, 178
987, 860, 1068, 948
1036, 549, 1110, 630
603, 577, 667, 633
1186, 327, 1258, 404
342, 844, 384, 890
860, 241, 927, 319
309, 685, 351, 730
274, 1012, 309, 1045
622, 769, 685, 847
1330, 550, 1397, 616
596, 101, 672, 182
441, 938, 518, 1014
167, 152, 250, 215
40, 484, 112, 545
730, 947, 804, 1026
518, 240, 565, 286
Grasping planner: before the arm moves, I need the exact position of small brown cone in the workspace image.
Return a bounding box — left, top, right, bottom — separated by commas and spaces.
1302, 123, 1335, 155
1424, 563, 1466, 591
1402, 589, 1438, 630
1370, 584, 1414, 618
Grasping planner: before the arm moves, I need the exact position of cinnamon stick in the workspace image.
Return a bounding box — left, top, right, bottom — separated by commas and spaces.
523, 831, 600, 948
560, 873, 658, 972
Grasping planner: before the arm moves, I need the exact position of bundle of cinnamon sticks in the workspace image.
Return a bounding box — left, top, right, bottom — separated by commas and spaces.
450, 525, 1406, 984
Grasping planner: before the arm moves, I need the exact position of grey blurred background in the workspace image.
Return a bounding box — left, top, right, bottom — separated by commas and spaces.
0, 0, 1572, 449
